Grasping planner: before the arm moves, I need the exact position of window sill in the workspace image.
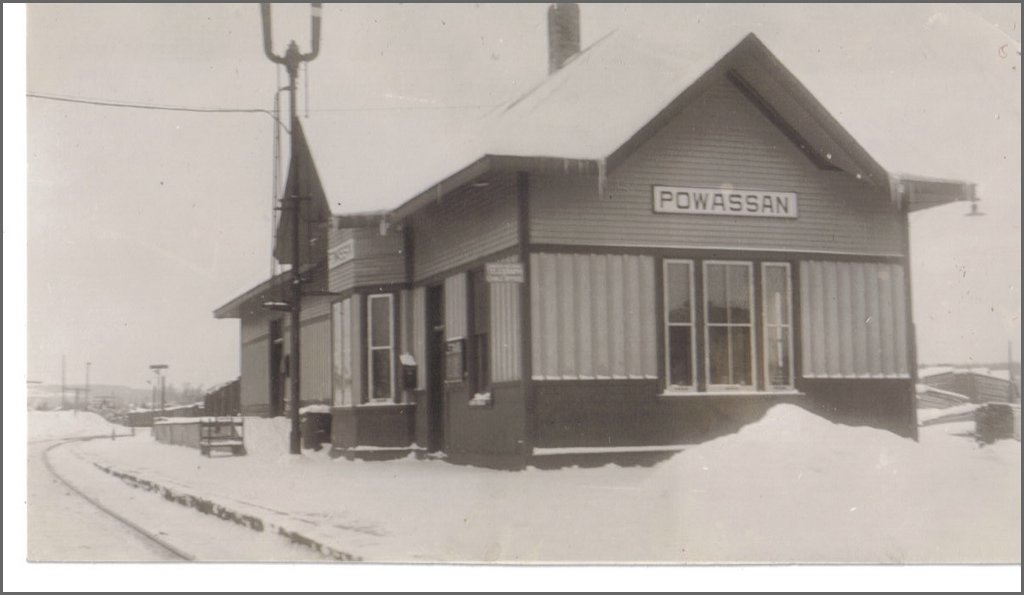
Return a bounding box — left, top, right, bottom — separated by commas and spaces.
658, 389, 804, 398
356, 401, 411, 408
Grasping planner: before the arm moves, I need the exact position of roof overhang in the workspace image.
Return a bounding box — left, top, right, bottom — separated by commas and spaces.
214, 262, 327, 319
890, 174, 977, 212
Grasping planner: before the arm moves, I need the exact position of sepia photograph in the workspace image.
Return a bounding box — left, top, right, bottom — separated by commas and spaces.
4, 1, 1020, 590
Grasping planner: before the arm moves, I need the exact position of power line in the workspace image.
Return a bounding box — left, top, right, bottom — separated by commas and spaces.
27, 92, 290, 131
27, 91, 499, 117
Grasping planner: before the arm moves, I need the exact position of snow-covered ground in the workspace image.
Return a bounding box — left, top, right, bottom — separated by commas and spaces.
27, 410, 120, 441
46, 404, 1020, 564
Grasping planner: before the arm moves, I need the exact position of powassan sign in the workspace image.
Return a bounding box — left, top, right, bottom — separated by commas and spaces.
653, 185, 798, 219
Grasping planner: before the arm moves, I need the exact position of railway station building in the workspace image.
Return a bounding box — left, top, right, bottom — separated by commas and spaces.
215, 4, 975, 463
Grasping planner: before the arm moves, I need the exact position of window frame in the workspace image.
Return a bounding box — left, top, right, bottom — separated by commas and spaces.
365, 293, 395, 403
468, 268, 491, 395
761, 262, 795, 390
702, 260, 756, 391
662, 259, 697, 393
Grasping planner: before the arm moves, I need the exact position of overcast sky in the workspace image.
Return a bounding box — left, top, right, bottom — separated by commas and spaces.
9, 3, 1022, 390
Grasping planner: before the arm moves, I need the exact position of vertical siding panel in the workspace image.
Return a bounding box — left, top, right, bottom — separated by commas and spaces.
558, 254, 576, 378
811, 262, 828, 376
864, 263, 883, 376
640, 256, 657, 378
610, 255, 627, 377
824, 262, 841, 377
852, 263, 869, 376
412, 287, 426, 389
837, 263, 855, 376
240, 337, 269, 414
592, 254, 610, 378
799, 261, 814, 377
350, 294, 363, 403
530, 253, 543, 379
877, 265, 895, 375
575, 254, 593, 378
542, 254, 560, 378
444, 273, 467, 341
625, 255, 643, 377
892, 264, 909, 376
490, 255, 521, 383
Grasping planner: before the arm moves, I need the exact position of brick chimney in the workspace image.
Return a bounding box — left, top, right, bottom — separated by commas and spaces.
548, 3, 580, 74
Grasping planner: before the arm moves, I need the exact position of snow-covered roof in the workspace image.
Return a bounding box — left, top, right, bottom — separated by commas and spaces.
300, 28, 973, 219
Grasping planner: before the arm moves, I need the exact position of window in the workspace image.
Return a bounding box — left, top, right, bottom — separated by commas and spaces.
469, 269, 490, 394
761, 263, 793, 389
367, 294, 394, 402
331, 298, 353, 406
703, 261, 754, 389
663, 260, 696, 391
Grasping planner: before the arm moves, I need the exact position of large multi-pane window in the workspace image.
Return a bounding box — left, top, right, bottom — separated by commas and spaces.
367, 293, 394, 402
331, 298, 353, 406
662, 259, 795, 393
663, 260, 696, 391
761, 262, 794, 389
703, 261, 755, 389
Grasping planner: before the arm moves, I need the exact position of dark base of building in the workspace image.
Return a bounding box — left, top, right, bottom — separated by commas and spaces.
318, 377, 917, 465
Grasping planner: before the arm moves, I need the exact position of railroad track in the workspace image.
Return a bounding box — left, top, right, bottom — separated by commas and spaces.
41, 435, 195, 562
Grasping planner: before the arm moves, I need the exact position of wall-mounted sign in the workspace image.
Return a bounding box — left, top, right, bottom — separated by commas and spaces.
485, 262, 524, 283
653, 185, 798, 219
328, 238, 355, 268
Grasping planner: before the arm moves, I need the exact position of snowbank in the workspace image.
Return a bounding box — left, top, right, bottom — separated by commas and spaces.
299, 404, 331, 415
28, 411, 119, 441
649, 404, 1020, 562
242, 417, 292, 457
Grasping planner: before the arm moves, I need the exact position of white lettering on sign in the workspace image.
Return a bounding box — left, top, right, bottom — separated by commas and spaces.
485, 262, 524, 283
653, 185, 798, 219
328, 239, 355, 268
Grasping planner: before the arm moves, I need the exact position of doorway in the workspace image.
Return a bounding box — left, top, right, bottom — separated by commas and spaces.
425, 284, 446, 452
269, 319, 284, 417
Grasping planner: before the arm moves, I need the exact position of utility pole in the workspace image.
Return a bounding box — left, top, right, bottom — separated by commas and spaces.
260, 2, 322, 455
85, 361, 91, 409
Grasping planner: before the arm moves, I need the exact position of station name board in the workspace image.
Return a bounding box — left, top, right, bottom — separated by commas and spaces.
653, 185, 798, 219
485, 262, 524, 283
328, 239, 355, 268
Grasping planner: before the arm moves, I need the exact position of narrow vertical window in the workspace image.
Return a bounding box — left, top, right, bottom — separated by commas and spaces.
762, 263, 794, 389
331, 299, 353, 406
367, 294, 394, 402
469, 269, 490, 394
663, 260, 695, 391
704, 261, 754, 389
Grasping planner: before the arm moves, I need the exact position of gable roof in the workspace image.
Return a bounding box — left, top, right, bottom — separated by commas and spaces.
295, 29, 974, 223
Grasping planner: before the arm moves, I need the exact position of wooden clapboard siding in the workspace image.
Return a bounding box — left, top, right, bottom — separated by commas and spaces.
327, 226, 405, 293
412, 175, 519, 283
529, 77, 903, 257
297, 313, 331, 403
489, 255, 522, 383
531, 252, 657, 380
800, 261, 909, 378
444, 273, 468, 341
350, 293, 363, 404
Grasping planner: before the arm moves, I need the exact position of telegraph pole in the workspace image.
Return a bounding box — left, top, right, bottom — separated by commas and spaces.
260, 2, 322, 455
61, 355, 66, 410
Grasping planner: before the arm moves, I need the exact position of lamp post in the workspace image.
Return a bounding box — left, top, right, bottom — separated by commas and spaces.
259, 2, 322, 455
